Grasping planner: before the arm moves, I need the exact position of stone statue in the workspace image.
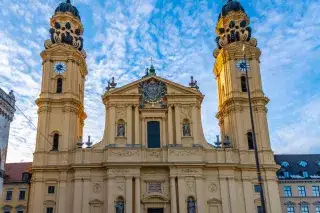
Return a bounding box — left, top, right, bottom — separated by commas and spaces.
115, 201, 124, 213
117, 123, 125, 137
183, 122, 191, 136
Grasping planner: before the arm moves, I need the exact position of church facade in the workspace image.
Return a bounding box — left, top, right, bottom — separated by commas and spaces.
28, 1, 282, 213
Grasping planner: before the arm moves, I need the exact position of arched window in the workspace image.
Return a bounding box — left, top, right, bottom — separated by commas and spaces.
187, 197, 196, 213
247, 131, 254, 150
56, 78, 63, 93
241, 76, 247, 92
115, 196, 124, 213
183, 119, 191, 136
52, 133, 59, 151
117, 120, 125, 137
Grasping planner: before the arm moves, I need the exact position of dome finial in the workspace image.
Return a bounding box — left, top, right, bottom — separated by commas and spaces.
66, 0, 71, 3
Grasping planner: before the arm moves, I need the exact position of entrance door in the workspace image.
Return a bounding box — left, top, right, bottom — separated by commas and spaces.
148, 208, 164, 213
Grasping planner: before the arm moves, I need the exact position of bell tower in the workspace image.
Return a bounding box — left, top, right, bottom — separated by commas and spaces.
213, 0, 272, 155
35, 0, 87, 154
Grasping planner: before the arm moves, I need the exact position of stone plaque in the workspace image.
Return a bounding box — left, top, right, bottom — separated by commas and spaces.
148, 182, 162, 193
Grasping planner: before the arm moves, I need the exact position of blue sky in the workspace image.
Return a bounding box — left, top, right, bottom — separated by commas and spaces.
0, 0, 320, 162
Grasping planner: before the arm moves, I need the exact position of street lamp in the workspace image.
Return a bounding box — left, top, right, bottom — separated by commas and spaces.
238, 44, 267, 213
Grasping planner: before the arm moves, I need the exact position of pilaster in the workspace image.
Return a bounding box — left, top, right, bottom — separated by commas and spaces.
168, 106, 174, 144
170, 177, 177, 213
134, 106, 140, 145
127, 105, 133, 144
135, 177, 141, 213
125, 177, 133, 213
174, 105, 181, 144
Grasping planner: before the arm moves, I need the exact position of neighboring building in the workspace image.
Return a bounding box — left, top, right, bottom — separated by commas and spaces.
275, 155, 320, 213
0, 88, 16, 198
0, 162, 32, 213
28, 1, 282, 213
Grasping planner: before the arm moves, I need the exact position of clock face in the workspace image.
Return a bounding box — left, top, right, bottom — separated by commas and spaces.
53, 62, 67, 74
236, 59, 250, 72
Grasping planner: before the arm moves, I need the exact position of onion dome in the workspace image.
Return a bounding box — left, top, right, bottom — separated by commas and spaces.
55, 0, 81, 20
214, 0, 257, 51
45, 0, 85, 55
218, 0, 245, 19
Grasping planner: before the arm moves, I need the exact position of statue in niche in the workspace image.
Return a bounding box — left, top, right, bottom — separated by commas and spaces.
183, 121, 191, 136
117, 122, 125, 137
187, 197, 196, 213
115, 200, 124, 213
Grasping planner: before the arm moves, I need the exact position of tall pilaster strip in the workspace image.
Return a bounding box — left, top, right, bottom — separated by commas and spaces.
168, 106, 173, 144
174, 105, 181, 144
125, 177, 133, 213
134, 106, 140, 144
135, 177, 141, 213
170, 177, 177, 213
126, 105, 132, 144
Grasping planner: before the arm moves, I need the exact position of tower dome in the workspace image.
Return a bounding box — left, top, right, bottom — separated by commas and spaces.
219, 0, 245, 19
55, 0, 81, 20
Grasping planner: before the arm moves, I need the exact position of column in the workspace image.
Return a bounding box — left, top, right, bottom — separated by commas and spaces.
134, 106, 140, 145
191, 105, 199, 144
58, 172, 67, 212
195, 177, 205, 213
107, 177, 115, 213
110, 106, 116, 144
127, 105, 133, 144
219, 177, 231, 213
135, 177, 141, 213
242, 180, 255, 212
126, 177, 133, 213
174, 105, 181, 144
82, 179, 90, 213
228, 177, 239, 213
142, 118, 146, 147
178, 177, 186, 213
73, 179, 83, 213
168, 106, 174, 144
162, 117, 167, 146
170, 177, 177, 213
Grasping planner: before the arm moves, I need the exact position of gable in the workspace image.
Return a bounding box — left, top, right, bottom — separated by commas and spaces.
105, 76, 203, 97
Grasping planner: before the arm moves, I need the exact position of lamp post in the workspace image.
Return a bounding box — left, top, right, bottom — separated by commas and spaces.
241, 45, 267, 213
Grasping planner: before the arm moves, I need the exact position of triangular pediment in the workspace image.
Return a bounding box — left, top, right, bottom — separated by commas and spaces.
105, 75, 203, 97
207, 198, 222, 204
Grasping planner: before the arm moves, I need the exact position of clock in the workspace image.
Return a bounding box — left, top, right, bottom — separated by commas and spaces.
236, 59, 250, 72
53, 62, 67, 74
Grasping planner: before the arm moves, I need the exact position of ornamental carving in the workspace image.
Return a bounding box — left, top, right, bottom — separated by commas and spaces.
170, 149, 200, 156
110, 150, 140, 157
143, 168, 157, 175
139, 79, 167, 108
148, 151, 161, 158
46, 20, 84, 51
186, 181, 195, 193
109, 169, 129, 174
180, 106, 192, 121
208, 183, 217, 193
117, 182, 124, 191
215, 10, 254, 49
180, 168, 198, 174
116, 107, 126, 121
92, 183, 101, 193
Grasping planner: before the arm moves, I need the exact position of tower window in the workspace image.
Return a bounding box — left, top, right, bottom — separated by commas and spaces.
52, 133, 59, 151
56, 78, 63, 93
247, 131, 254, 150
241, 76, 247, 92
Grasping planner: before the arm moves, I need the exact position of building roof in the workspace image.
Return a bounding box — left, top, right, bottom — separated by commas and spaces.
274, 154, 320, 180
4, 162, 32, 184
55, 0, 81, 20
